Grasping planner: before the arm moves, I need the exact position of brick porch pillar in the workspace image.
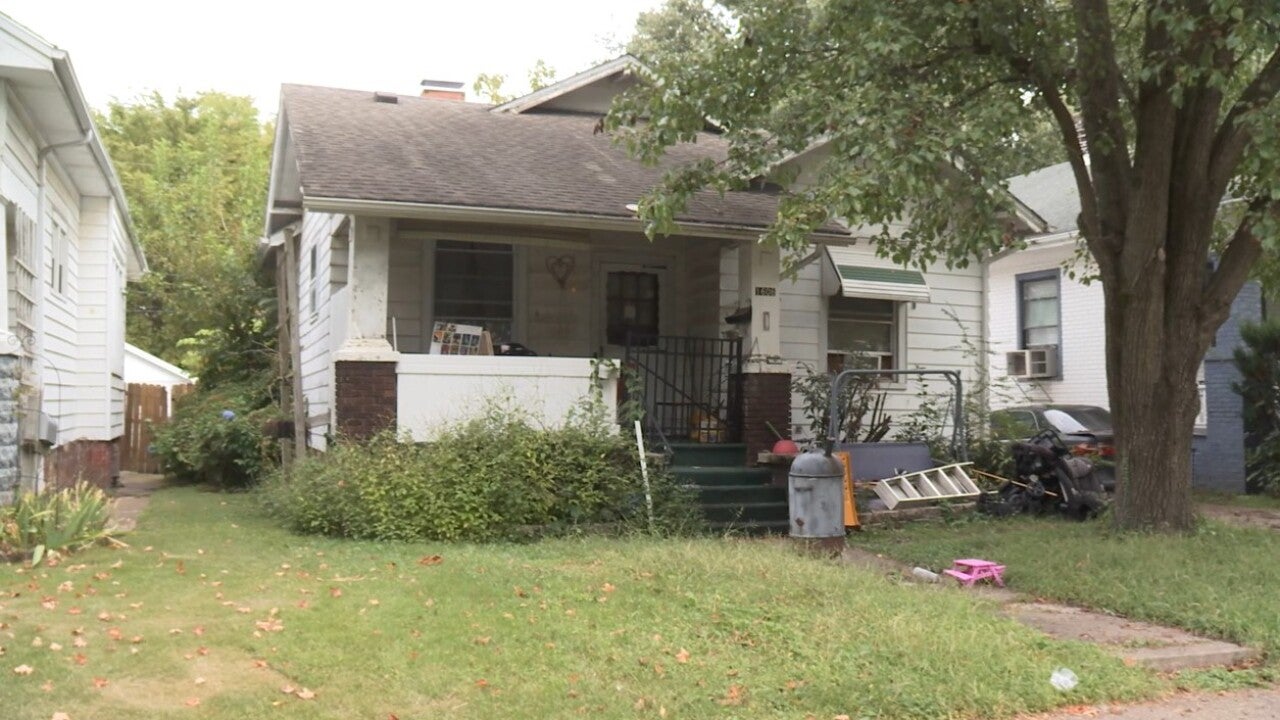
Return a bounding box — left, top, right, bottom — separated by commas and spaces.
741, 372, 791, 466
332, 215, 398, 441
334, 360, 397, 441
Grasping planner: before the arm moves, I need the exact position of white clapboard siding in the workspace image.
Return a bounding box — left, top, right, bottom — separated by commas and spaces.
986, 240, 1108, 409
774, 243, 987, 440
298, 212, 343, 449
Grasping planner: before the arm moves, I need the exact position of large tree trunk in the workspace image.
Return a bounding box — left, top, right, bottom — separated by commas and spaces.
1105, 276, 1203, 530
1099, 189, 1216, 532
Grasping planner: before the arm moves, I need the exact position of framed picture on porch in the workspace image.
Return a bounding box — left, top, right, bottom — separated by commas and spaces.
430, 322, 492, 356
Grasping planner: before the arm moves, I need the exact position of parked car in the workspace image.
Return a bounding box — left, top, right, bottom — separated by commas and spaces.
989, 405, 1116, 491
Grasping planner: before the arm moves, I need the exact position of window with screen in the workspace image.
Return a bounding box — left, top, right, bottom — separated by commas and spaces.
827, 296, 898, 374
432, 240, 514, 343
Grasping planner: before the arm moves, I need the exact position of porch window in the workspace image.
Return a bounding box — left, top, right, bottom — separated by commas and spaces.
606, 271, 659, 345
433, 240, 514, 342
1018, 270, 1060, 348
827, 297, 898, 373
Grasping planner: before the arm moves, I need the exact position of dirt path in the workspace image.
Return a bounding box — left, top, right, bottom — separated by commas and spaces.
1026, 688, 1280, 719
1200, 504, 1280, 531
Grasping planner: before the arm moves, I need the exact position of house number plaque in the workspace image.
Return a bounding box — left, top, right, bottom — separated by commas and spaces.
754, 286, 777, 297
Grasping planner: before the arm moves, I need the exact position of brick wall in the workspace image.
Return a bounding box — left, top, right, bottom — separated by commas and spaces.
44, 439, 119, 491
741, 372, 791, 466
334, 360, 397, 441
1192, 281, 1263, 493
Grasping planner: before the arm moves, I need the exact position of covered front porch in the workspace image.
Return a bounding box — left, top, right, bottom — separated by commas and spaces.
328, 216, 787, 445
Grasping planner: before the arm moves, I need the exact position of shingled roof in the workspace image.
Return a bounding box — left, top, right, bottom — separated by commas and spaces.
279, 84, 849, 237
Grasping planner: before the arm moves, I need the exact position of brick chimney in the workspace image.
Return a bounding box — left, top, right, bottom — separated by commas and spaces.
421, 79, 465, 101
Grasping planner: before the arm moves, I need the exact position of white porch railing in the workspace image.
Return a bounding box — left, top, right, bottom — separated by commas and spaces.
396, 355, 619, 441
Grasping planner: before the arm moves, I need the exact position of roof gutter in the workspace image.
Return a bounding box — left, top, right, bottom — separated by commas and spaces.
304, 195, 853, 242
985, 228, 1081, 262
49, 52, 149, 277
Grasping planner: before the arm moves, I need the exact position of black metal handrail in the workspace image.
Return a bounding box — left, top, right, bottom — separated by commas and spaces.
624, 333, 743, 443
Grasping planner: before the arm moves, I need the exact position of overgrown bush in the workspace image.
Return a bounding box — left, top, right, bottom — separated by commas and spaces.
151, 371, 276, 488
259, 402, 700, 542
792, 362, 891, 445
1235, 319, 1280, 495
1, 483, 115, 564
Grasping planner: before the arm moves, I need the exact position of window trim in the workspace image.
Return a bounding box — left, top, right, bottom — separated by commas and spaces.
824, 296, 906, 385
1015, 268, 1062, 380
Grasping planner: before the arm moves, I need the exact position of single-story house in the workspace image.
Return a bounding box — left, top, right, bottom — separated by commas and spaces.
992, 161, 1261, 492
0, 14, 147, 501
262, 56, 1038, 465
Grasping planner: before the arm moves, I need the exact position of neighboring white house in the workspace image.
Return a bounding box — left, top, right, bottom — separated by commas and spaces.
992, 161, 1257, 491
262, 56, 1019, 465
124, 343, 193, 413
0, 15, 147, 501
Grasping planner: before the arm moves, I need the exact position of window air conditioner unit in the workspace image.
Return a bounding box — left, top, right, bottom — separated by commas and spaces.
1005, 346, 1058, 379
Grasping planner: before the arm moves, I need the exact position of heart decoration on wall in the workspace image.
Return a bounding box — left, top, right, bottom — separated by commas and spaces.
546, 254, 575, 290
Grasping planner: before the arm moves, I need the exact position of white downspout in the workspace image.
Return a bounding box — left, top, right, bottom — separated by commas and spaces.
33, 131, 92, 492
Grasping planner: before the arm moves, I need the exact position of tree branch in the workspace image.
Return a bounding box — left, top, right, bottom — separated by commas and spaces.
1209, 46, 1280, 199
1199, 199, 1272, 339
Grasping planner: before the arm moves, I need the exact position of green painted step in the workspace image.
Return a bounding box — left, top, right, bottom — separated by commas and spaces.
702, 501, 790, 524
668, 442, 747, 468
670, 466, 774, 486
694, 484, 787, 505
706, 519, 791, 536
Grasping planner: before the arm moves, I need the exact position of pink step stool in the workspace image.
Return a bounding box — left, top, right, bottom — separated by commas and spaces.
943, 558, 1006, 587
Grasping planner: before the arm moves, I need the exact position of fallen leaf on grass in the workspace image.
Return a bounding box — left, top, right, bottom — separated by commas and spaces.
32, 636, 44, 647
92, 677, 109, 689
193, 626, 205, 636
51, 712, 70, 720
13, 664, 34, 675
40, 680, 53, 692
719, 684, 746, 706
418, 555, 443, 566
194, 677, 206, 686
675, 648, 690, 664
48, 642, 62, 652
73, 637, 87, 648
184, 697, 200, 707
296, 688, 315, 700
41, 598, 57, 610
72, 654, 87, 665
329, 588, 342, 598
106, 628, 123, 641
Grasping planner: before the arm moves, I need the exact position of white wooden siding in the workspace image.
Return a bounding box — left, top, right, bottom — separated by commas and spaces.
985, 240, 1108, 409
768, 244, 987, 440
298, 212, 343, 449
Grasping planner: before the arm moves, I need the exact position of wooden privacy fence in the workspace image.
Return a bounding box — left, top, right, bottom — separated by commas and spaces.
123, 383, 194, 473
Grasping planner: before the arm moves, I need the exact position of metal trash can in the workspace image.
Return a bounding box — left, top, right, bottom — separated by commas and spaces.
788, 450, 846, 540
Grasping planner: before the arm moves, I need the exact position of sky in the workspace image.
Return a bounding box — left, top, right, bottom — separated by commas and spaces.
3, 0, 663, 117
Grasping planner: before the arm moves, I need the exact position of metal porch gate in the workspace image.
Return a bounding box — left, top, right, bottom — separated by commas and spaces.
623, 334, 743, 443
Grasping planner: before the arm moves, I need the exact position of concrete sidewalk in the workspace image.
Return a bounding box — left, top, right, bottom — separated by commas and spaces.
841, 546, 1260, 672
108, 470, 166, 532
1027, 688, 1280, 719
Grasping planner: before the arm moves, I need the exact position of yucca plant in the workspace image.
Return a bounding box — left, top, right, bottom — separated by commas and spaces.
0, 483, 115, 564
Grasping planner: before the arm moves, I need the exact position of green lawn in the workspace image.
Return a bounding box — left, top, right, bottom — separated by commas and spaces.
0, 488, 1161, 720
860, 515, 1280, 659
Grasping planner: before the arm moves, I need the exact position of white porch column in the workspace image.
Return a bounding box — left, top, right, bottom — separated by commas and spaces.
335, 216, 396, 361
737, 241, 784, 372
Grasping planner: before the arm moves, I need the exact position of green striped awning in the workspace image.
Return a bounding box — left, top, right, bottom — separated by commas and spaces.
826, 247, 931, 302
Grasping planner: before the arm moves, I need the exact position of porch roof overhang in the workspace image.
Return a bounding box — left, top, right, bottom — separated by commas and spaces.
824, 245, 931, 303
303, 195, 854, 243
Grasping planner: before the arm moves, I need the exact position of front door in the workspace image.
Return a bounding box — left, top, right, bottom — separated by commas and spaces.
595, 262, 668, 357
